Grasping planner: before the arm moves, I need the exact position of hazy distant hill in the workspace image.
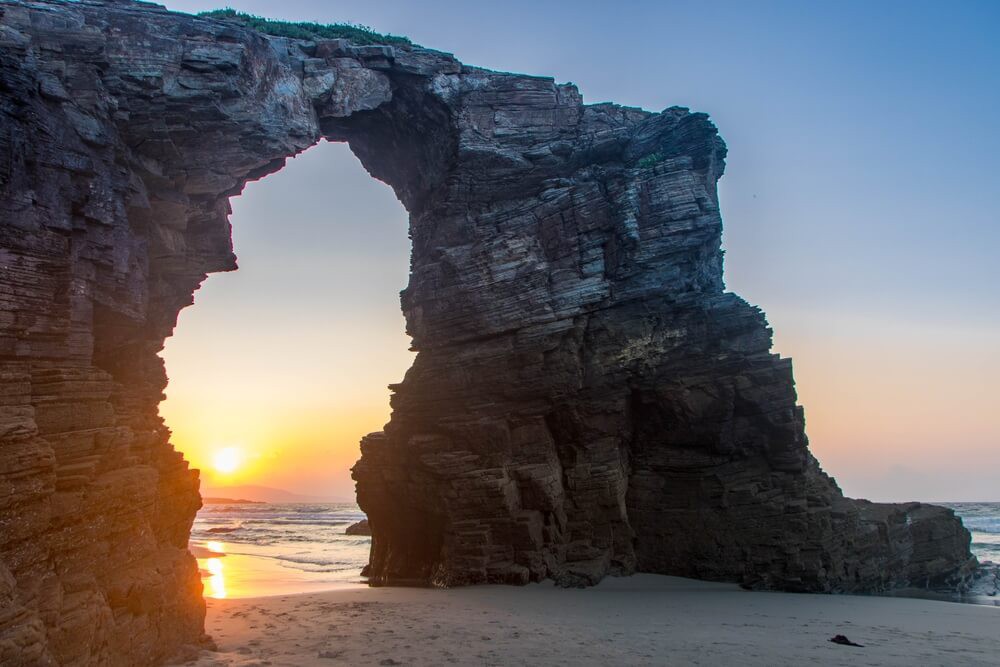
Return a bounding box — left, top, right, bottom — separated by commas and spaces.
201, 497, 261, 504
200, 484, 349, 504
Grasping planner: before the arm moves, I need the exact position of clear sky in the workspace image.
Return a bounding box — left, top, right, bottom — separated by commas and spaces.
158, 0, 999, 502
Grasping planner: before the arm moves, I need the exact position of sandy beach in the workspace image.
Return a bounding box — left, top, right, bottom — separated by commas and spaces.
185, 575, 999, 667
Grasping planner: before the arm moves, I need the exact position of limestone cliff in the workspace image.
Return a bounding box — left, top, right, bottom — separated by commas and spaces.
0, 1, 977, 664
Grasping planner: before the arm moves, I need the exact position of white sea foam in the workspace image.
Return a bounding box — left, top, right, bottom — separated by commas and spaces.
192, 502, 370, 579
943, 502, 1000, 563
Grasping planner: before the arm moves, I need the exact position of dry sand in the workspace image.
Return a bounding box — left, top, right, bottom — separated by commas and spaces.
187, 574, 999, 666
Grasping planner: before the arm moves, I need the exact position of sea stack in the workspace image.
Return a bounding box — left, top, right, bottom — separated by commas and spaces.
0, 1, 976, 663
346, 519, 372, 536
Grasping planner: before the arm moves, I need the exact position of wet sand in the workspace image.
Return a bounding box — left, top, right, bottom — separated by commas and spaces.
186, 574, 999, 666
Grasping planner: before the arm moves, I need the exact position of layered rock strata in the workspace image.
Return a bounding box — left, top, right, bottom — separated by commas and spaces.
0, 0, 976, 663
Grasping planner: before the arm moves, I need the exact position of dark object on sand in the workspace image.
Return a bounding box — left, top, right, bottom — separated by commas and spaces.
829, 635, 864, 647
346, 519, 371, 536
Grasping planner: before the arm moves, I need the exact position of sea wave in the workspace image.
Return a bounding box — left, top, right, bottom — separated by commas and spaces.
943, 503, 1000, 534
195, 521, 356, 531
236, 518, 357, 526
273, 553, 365, 572
198, 512, 363, 522
190, 502, 371, 558
277, 554, 361, 567
964, 519, 1000, 535
191, 527, 369, 547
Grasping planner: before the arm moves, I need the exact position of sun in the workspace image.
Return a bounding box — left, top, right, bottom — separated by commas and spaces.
212, 447, 243, 475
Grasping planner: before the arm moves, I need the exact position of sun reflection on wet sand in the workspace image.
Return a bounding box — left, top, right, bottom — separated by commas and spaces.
202, 540, 227, 599
205, 557, 227, 599
191, 538, 367, 599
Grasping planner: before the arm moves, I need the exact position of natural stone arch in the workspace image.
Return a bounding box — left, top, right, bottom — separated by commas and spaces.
0, 1, 975, 664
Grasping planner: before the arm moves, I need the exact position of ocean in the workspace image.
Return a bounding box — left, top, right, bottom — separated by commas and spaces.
191, 501, 1000, 600
943, 502, 1000, 564
191, 502, 370, 599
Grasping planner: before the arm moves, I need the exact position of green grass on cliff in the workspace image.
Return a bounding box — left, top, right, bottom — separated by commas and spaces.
197, 9, 412, 46
637, 152, 665, 168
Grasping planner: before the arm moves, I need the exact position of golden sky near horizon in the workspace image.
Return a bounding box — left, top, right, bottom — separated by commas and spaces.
159, 142, 999, 503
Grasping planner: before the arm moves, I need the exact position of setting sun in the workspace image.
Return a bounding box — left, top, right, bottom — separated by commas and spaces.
212, 447, 244, 475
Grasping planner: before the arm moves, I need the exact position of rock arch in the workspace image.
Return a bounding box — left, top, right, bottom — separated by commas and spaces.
0, 1, 975, 663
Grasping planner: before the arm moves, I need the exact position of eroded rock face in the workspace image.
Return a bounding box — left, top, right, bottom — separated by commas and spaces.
345, 519, 371, 536
0, 0, 976, 663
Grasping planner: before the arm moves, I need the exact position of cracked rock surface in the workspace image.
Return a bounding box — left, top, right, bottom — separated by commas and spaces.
0, 1, 977, 663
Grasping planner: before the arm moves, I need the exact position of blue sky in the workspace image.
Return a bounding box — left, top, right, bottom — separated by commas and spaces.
159, 0, 999, 501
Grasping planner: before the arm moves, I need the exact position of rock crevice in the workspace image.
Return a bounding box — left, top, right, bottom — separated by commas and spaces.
0, 1, 976, 663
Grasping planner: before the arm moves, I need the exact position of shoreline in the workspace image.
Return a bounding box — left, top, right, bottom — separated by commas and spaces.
186, 574, 1000, 667
189, 539, 1000, 607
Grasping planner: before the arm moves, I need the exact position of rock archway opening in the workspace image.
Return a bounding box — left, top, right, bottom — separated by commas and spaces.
160, 140, 412, 500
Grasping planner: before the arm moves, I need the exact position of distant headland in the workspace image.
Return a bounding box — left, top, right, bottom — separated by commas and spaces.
201, 497, 262, 505
201, 484, 348, 504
